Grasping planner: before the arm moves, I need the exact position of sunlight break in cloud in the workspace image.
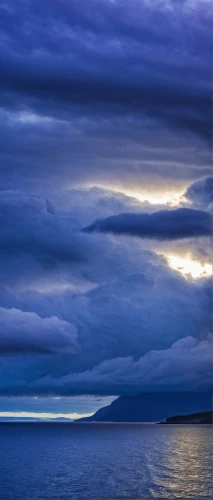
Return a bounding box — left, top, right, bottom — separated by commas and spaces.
168, 256, 212, 278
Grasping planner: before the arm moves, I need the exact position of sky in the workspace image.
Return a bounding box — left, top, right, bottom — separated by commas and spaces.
0, 0, 212, 419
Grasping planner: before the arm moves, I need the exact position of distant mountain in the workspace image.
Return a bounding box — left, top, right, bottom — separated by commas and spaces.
159, 411, 212, 424
0, 417, 38, 422
0, 417, 72, 423
50, 417, 73, 421
76, 392, 212, 423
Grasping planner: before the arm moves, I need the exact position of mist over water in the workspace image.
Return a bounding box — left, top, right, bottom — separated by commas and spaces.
0, 423, 212, 498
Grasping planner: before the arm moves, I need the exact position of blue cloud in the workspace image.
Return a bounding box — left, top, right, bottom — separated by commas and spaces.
83, 208, 212, 240
0, 307, 78, 354
185, 176, 213, 208
0, 1, 212, 404
0, 0, 211, 140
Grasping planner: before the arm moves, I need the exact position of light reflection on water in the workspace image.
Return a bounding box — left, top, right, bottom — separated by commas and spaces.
148, 426, 213, 498
0, 423, 212, 498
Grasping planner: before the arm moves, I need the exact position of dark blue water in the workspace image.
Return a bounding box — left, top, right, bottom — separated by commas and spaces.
0, 423, 212, 498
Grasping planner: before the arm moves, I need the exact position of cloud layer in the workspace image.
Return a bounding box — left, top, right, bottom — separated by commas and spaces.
185, 176, 213, 210
30, 335, 211, 395
84, 208, 212, 240
0, 307, 78, 354
0, 0, 211, 195
0, 190, 212, 396
0, 1, 212, 409
0, 0, 211, 139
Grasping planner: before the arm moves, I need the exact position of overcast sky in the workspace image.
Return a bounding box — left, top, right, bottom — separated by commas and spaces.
0, 0, 212, 418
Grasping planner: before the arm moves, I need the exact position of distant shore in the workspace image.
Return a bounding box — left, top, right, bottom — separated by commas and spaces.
158, 411, 212, 425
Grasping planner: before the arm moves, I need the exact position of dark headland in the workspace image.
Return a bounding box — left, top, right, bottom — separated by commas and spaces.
76, 392, 212, 423
159, 411, 212, 424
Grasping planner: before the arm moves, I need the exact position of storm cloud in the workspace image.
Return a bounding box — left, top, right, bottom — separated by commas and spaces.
0, 333, 212, 396
32, 335, 212, 395
0, 190, 84, 261
0, 185, 212, 398
0, 0, 212, 412
0, 0, 212, 197
0, 0, 211, 139
185, 176, 213, 209
0, 307, 78, 354
84, 208, 212, 240
0, 224, 211, 395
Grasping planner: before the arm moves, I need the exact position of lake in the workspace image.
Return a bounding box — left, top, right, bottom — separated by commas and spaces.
0, 423, 212, 498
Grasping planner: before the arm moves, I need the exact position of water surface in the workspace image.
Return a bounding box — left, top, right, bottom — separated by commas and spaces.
0, 423, 212, 498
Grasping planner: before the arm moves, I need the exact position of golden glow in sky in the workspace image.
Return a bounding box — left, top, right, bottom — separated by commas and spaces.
168, 256, 212, 278
119, 188, 182, 206
84, 183, 183, 206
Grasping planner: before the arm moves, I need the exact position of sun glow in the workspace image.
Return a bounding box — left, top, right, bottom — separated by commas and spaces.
122, 189, 182, 206
168, 256, 212, 278
84, 183, 183, 206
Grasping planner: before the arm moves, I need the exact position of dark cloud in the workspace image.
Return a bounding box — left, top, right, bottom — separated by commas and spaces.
0, 191, 99, 289
0, 188, 212, 396
0, 190, 83, 261
83, 208, 212, 240
184, 176, 213, 209
0, 1, 212, 409
0, 236, 211, 395
0, 110, 210, 194
0, 0, 211, 198
0, 0, 212, 195
0, 307, 78, 354
32, 335, 212, 395
0, 334, 212, 396
0, 0, 211, 139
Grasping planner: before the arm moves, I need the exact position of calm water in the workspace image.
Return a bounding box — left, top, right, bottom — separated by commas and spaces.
0, 423, 212, 498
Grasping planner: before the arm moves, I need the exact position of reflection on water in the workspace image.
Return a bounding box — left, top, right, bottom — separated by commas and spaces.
148, 426, 213, 498
0, 423, 212, 498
